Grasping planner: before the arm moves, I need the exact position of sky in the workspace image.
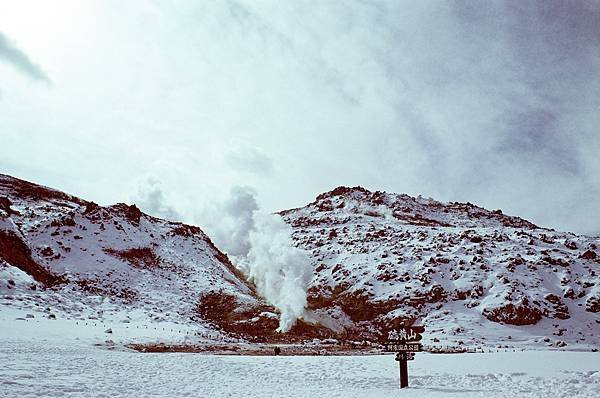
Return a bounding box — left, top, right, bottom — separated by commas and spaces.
0, 0, 599, 235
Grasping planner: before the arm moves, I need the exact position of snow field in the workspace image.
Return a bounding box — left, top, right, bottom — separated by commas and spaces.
1, 340, 598, 398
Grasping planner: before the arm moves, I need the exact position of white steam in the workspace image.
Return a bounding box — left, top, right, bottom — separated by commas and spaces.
132, 178, 181, 221
209, 186, 312, 332
217, 186, 258, 257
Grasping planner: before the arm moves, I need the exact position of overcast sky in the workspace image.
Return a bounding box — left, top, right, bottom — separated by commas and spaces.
1, 0, 599, 235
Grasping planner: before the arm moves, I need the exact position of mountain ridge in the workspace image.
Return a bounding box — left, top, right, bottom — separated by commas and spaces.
1, 175, 598, 348
279, 185, 599, 347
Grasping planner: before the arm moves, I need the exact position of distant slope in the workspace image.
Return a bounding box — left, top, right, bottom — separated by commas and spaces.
0, 173, 276, 338
280, 186, 600, 347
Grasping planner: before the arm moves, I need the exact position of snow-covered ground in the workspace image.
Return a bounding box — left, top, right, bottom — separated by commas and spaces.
2, 174, 599, 397
0, 304, 228, 348
1, 303, 599, 397
1, 339, 598, 398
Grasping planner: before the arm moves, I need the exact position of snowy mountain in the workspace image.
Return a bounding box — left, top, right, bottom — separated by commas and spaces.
280, 186, 600, 348
2, 175, 598, 349
0, 173, 284, 341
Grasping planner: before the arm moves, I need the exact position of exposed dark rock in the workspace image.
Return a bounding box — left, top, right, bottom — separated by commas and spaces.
542, 256, 570, 267
170, 224, 201, 237
0, 196, 15, 216
40, 247, 55, 257
0, 173, 87, 206
545, 294, 570, 319
580, 250, 597, 260
0, 230, 64, 286
586, 296, 600, 313
126, 204, 142, 224
50, 216, 76, 227
83, 201, 100, 214
482, 300, 543, 325
564, 240, 577, 250
104, 247, 160, 269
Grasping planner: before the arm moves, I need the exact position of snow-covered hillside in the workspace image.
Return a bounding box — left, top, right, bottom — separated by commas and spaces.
2, 176, 599, 349
0, 173, 275, 342
280, 186, 600, 348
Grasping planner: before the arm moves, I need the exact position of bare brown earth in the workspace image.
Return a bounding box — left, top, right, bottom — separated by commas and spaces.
123, 341, 484, 356
125, 342, 381, 356
195, 291, 338, 342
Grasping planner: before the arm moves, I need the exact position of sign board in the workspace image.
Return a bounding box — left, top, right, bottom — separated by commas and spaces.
385, 342, 422, 352
386, 327, 424, 343
384, 326, 424, 352
395, 352, 415, 361
383, 324, 426, 389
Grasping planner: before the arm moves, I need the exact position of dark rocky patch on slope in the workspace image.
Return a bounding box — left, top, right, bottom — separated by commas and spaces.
0, 229, 64, 286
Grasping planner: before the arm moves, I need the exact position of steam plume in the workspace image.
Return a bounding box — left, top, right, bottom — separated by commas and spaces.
133, 178, 181, 221
209, 186, 311, 332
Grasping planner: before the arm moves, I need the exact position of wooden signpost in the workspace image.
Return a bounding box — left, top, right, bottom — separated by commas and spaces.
384, 324, 425, 389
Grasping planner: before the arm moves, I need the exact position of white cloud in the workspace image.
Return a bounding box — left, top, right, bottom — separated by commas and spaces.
225, 142, 274, 176
1, 0, 599, 234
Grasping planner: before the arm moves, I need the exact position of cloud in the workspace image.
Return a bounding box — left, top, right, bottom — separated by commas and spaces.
0, 32, 50, 83
132, 178, 181, 221
2, 1, 599, 234
225, 143, 274, 176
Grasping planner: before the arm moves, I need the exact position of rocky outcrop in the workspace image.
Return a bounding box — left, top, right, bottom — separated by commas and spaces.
482, 300, 543, 325
580, 250, 597, 260
586, 296, 600, 313
0, 229, 63, 286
